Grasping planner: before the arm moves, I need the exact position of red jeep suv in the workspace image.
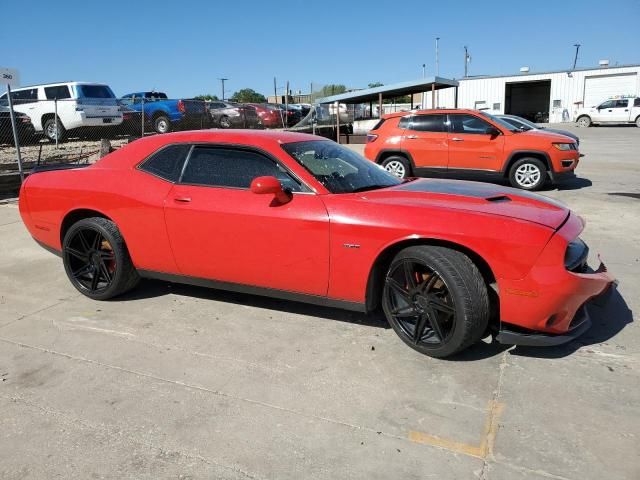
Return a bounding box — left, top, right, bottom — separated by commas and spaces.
364, 109, 580, 190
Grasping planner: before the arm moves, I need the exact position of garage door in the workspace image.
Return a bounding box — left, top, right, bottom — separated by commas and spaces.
583, 73, 638, 107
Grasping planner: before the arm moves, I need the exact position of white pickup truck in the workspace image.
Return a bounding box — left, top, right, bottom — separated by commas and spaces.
575, 96, 640, 127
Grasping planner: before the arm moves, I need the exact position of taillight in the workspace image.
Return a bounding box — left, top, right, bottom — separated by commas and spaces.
367, 134, 378, 143
177, 100, 185, 113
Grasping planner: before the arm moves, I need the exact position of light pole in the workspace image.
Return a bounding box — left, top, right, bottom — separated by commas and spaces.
218, 77, 228, 100
421, 64, 426, 109
572, 44, 581, 70
435, 37, 440, 76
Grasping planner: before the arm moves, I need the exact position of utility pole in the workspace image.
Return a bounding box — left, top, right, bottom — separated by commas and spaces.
218, 77, 228, 100
421, 64, 426, 109
435, 37, 440, 76
572, 44, 581, 70
464, 46, 469, 77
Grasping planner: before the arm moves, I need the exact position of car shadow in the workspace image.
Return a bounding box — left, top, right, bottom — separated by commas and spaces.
118, 279, 390, 329
553, 177, 592, 191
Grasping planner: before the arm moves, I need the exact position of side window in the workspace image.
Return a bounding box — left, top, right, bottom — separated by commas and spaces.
598, 100, 615, 109
449, 114, 493, 134
10, 88, 38, 102
44, 85, 71, 100
614, 99, 628, 108
408, 114, 446, 132
634, 98, 640, 107
181, 147, 302, 191
139, 144, 191, 182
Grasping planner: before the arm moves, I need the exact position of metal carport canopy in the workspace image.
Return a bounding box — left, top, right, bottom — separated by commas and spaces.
316, 76, 459, 104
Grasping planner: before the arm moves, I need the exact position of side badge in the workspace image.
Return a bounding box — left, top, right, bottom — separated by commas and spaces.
343, 243, 361, 249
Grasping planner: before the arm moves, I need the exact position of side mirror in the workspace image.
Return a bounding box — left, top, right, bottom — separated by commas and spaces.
485, 126, 501, 136
250, 176, 291, 204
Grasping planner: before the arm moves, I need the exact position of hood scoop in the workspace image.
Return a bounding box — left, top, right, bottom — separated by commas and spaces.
485, 195, 511, 203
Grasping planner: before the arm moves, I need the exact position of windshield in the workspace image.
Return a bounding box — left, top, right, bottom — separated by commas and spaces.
477, 111, 520, 132
282, 140, 403, 194
504, 115, 538, 130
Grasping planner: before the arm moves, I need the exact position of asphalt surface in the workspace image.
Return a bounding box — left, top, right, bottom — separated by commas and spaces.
0, 124, 638, 479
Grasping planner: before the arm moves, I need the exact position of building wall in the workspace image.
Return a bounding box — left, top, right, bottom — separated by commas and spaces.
417, 65, 640, 122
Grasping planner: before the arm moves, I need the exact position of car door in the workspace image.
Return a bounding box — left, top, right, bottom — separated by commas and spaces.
446, 113, 505, 172
399, 114, 448, 169
164, 145, 330, 296
592, 99, 625, 122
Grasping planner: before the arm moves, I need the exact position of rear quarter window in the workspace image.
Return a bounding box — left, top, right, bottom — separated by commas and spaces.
139, 144, 192, 182
370, 118, 386, 130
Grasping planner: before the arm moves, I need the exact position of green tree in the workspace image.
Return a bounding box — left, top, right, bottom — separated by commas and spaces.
230, 88, 267, 103
368, 82, 384, 88
194, 94, 219, 101
320, 84, 347, 97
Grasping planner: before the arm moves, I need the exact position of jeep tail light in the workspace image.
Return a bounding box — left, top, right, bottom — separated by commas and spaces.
177, 100, 185, 113
367, 134, 378, 143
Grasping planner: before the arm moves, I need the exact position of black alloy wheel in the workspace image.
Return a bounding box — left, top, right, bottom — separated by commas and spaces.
62, 217, 139, 300
382, 246, 490, 358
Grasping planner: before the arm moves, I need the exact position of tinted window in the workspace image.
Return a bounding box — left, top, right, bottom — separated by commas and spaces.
614, 99, 628, 108
181, 147, 302, 191
634, 98, 640, 107
44, 85, 71, 100
598, 100, 616, 109
449, 114, 493, 134
140, 144, 191, 182
10, 88, 38, 102
77, 85, 115, 98
407, 114, 446, 132
370, 118, 386, 130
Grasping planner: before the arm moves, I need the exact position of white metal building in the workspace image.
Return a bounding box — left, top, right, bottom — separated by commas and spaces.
418, 64, 640, 122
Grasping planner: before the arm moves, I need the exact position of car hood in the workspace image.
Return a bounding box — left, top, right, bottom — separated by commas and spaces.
542, 128, 580, 143
359, 179, 569, 229
517, 129, 576, 143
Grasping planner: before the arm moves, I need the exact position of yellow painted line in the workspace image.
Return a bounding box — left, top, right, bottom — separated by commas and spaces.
409, 400, 505, 460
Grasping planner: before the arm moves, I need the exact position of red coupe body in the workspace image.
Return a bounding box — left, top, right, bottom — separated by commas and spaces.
19, 130, 613, 348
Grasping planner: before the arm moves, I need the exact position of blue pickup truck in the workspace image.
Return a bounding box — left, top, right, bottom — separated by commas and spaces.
119, 91, 207, 134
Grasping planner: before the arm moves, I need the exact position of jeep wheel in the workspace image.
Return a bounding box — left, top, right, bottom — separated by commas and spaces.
508, 158, 547, 191
381, 156, 411, 179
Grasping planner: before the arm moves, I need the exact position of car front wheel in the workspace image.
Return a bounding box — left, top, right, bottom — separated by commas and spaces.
508, 158, 547, 190
43, 117, 66, 142
154, 115, 171, 134
382, 246, 490, 358
576, 116, 591, 128
62, 217, 139, 300
381, 156, 411, 179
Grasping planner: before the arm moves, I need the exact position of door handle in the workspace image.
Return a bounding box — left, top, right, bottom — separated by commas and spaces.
173, 197, 192, 203
405, 135, 418, 139
450, 137, 464, 141
624, 109, 629, 112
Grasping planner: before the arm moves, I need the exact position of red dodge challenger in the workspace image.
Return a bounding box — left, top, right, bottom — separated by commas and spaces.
18, 130, 615, 357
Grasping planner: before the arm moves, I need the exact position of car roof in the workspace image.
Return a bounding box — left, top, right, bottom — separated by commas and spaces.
11, 81, 109, 90
382, 108, 478, 119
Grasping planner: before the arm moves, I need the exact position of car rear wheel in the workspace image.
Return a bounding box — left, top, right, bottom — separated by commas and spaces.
219, 115, 231, 128
154, 115, 171, 134
62, 217, 139, 300
508, 158, 547, 190
635, 116, 640, 128
381, 156, 411, 179
382, 246, 490, 358
576, 116, 591, 128
43, 117, 66, 142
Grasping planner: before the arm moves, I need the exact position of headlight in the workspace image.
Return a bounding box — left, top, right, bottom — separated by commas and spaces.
564, 238, 589, 272
553, 143, 573, 151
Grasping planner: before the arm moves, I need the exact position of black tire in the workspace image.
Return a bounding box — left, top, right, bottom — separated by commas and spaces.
576, 116, 591, 128
62, 217, 139, 300
508, 157, 548, 191
219, 115, 231, 129
381, 155, 412, 179
154, 115, 171, 134
635, 116, 640, 128
382, 246, 490, 358
43, 117, 66, 142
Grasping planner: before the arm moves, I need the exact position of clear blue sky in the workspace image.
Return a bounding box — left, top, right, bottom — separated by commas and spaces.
1, 0, 638, 98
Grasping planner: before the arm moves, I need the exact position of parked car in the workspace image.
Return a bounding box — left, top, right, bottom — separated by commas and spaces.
575, 96, 640, 127
19, 130, 614, 358
275, 104, 303, 127
496, 114, 580, 145
107, 103, 143, 137
0, 82, 123, 142
246, 103, 284, 128
120, 92, 207, 134
365, 109, 580, 190
207, 101, 261, 129
0, 106, 35, 145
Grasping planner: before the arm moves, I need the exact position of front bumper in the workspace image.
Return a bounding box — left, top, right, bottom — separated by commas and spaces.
496, 281, 616, 346
497, 213, 616, 342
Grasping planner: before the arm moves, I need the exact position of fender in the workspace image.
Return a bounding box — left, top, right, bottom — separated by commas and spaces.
502, 150, 553, 174
374, 149, 417, 168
